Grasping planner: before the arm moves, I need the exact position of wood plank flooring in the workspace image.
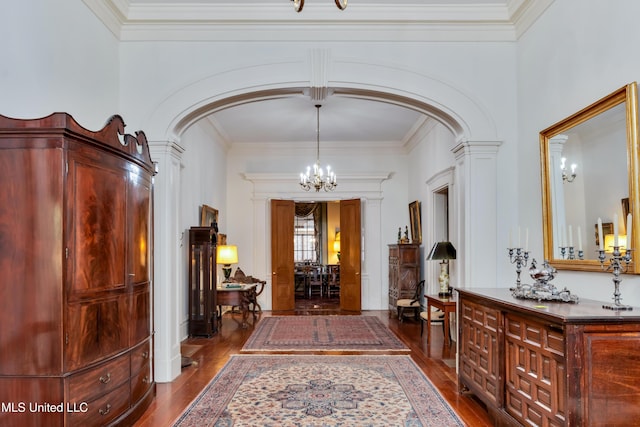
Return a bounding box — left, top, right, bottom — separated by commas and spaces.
133, 310, 493, 426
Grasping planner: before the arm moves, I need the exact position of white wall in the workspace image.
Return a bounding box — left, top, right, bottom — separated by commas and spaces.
517, 0, 640, 305
0, 1, 120, 129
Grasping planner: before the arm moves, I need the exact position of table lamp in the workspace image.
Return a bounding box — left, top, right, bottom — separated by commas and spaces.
426, 241, 456, 296
216, 245, 238, 282
333, 240, 341, 263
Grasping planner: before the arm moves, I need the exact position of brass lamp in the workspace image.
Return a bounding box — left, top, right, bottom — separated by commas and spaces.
427, 241, 456, 296
216, 245, 238, 282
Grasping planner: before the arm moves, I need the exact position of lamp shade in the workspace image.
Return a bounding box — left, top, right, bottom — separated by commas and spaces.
333, 240, 341, 252
216, 245, 238, 264
426, 241, 456, 261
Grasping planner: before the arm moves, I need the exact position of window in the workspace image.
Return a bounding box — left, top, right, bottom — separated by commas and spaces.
294, 214, 317, 263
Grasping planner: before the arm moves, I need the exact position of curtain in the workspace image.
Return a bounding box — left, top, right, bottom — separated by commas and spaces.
295, 203, 321, 262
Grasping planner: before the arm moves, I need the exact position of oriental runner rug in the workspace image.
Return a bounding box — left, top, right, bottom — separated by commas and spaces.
173, 354, 464, 427
241, 315, 409, 353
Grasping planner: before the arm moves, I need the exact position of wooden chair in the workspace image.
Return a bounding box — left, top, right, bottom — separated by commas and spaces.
396, 279, 424, 322
308, 266, 324, 298
327, 265, 340, 298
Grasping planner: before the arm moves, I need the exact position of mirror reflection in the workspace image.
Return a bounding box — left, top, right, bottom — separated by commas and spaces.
540, 82, 640, 273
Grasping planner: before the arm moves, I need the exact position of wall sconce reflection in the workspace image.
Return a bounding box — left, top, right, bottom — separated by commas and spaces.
561, 157, 577, 183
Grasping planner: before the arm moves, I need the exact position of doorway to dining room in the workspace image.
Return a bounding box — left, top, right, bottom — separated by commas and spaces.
293, 201, 341, 312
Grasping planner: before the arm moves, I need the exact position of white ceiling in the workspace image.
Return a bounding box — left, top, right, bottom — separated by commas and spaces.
85, 0, 551, 149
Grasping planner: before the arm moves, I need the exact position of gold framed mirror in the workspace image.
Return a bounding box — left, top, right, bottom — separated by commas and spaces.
540, 82, 640, 272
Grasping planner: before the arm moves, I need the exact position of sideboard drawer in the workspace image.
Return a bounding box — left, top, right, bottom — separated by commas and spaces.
68, 354, 130, 403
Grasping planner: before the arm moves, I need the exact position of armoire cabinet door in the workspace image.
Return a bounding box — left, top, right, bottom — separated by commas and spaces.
65, 294, 129, 371
129, 166, 152, 287
68, 158, 127, 296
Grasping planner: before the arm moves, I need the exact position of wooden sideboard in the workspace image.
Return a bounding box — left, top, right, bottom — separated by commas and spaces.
388, 244, 421, 312
0, 114, 155, 426
457, 288, 640, 426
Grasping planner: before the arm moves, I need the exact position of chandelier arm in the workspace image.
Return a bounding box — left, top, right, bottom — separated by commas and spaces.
335, 0, 347, 10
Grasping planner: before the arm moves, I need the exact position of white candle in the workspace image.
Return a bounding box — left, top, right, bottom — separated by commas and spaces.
509, 228, 513, 248
525, 228, 529, 251
627, 213, 633, 250
614, 213, 619, 247
597, 218, 604, 250
568, 225, 573, 247
577, 226, 582, 251
518, 226, 521, 248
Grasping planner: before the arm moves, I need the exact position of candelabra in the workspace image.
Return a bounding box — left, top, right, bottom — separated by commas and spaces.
598, 245, 633, 310
559, 245, 584, 260
508, 247, 529, 290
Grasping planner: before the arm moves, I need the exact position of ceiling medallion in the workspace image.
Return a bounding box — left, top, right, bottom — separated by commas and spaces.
292, 0, 347, 13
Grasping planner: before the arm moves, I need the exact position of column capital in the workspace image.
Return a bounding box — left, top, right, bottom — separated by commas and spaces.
452, 140, 502, 158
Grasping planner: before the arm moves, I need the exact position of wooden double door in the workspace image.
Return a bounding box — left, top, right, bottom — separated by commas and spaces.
271, 199, 361, 311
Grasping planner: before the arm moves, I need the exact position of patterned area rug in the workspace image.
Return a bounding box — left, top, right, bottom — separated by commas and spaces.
241, 316, 409, 353
173, 354, 464, 427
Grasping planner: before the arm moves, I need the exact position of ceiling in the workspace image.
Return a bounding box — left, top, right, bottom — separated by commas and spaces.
85, 0, 551, 150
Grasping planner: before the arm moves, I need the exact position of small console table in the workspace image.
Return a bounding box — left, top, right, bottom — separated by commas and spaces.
217, 283, 258, 328
424, 294, 457, 346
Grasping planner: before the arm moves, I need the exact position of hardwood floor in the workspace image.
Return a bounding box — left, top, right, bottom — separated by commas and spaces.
133, 310, 493, 427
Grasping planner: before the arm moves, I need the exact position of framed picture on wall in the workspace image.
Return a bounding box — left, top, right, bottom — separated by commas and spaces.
409, 200, 422, 244
200, 204, 219, 227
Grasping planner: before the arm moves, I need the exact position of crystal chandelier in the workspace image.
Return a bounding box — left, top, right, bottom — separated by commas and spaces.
291, 0, 347, 12
300, 104, 337, 192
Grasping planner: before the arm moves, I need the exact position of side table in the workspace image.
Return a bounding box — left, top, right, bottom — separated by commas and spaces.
425, 294, 457, 346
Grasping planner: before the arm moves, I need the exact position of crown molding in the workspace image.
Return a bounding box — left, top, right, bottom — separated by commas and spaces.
82, 0, 552, 42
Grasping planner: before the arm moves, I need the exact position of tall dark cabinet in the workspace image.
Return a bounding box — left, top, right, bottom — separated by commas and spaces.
0, 113, 156, 426
188, 226, 218, 337
388, 244, 421, 312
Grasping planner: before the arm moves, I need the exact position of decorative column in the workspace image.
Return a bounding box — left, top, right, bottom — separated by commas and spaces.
548, 135, 569, 259
452, 140, 502, 288
149, 140, 185, 383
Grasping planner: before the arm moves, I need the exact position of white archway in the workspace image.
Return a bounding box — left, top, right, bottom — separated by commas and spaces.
148, 59, 501, 383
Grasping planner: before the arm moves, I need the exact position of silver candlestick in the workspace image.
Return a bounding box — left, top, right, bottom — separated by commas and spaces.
598, 245, 633, 310
560, 245, 583, 260
508, 247, 530, 290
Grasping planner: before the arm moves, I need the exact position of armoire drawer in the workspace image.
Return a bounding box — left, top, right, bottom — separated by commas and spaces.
67, 380, 130, 426
68, 353, 130, 403
131, 361, 153, 403
131, 339, 152, 375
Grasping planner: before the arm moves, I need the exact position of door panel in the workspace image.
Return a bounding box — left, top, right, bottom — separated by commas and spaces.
340, 199, 361, 311
271, 200, 295, 311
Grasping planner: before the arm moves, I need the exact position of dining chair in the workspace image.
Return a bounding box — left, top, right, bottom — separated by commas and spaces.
327, 265, 340, 298
308, 266, 324, 298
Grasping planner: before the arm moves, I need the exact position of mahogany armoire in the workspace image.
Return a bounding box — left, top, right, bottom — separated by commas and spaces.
0, 113, 156, 426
